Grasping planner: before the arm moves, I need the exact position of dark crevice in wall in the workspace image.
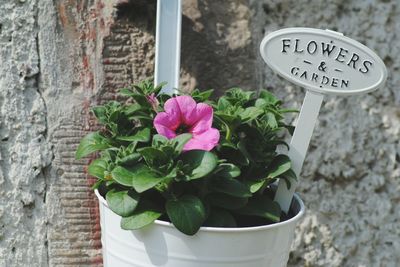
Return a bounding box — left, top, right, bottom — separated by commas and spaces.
116, 0, 156, 31
34, 1, 52, 266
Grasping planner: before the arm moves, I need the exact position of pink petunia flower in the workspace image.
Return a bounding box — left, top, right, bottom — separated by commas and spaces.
153, 96, 220, 151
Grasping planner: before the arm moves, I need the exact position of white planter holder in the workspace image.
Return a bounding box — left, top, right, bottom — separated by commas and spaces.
95, 190, 304, 267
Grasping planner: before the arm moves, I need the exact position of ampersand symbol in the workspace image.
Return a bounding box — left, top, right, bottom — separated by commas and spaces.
318, 61, 327, 72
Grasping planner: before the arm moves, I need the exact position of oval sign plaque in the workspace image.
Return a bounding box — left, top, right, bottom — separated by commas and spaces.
260, 28, 387, 95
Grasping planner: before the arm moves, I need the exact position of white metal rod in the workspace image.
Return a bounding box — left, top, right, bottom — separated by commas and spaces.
154, 0, 182, 95
274, 90, 324, 213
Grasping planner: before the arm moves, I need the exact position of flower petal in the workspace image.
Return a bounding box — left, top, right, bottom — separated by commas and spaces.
190, 103, 213, 134
155, 125, 177, 139
183, 128, 220, 151
154, 112, 178, 139
164, 96, 197, 125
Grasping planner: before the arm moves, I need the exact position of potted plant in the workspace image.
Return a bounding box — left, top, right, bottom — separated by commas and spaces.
76, 80, 305, 267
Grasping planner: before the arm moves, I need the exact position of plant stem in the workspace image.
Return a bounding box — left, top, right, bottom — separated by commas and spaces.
226, 126, 232, 142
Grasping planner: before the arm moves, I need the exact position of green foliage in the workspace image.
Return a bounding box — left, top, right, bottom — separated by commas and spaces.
76, 80, 297, 235
117, 128, 151, 142
120, 199, 163, 230
121, 209, 162, 230
75, 132, 111, 159
267, 154, 291, 179
236, 196, 281, 223
204, 208, 237, 227
215, 163, 241, 178
166, 195, 206, 235
210, 177, 252, 198
88, 158, 108, 179
111, 165, 165, 193
206, 193, 248, 210
106, 189, 140, 217
179, 150, 218, 180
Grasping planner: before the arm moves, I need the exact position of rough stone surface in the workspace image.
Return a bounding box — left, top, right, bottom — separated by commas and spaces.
0, 0, 398, 266
38, 1, 115, 266
181, 0, 258, 93
0, 1, 51, 266
252, 1, 400, 266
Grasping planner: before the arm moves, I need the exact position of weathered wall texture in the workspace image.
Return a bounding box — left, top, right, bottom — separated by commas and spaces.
1, 0, 116, 265
0, 1, 51, 266
251, 1, 400, 266
0, 0, 398, 266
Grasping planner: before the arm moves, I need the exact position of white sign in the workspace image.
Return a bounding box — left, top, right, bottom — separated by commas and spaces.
260, 28, 387, 95
260, 28, 388, 213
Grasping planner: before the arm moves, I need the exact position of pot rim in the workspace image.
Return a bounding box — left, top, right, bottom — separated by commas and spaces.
95, 189, 305, 233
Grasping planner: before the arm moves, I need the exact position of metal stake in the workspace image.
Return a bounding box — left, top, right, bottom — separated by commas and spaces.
154, 0, 182, 95
274, 90, 324, 213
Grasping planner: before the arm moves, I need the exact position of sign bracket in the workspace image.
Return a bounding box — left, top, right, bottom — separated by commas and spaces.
154, 0, 182, 95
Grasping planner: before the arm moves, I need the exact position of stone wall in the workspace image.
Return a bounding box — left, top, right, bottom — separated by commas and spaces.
0, 0, 398, 266
252, 1, 399, 266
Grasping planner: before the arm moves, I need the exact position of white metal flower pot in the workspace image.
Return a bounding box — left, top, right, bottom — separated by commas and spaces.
95, 190, 304, 267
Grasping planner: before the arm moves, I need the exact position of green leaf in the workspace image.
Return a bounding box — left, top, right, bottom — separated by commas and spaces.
217, 97, 231, 110
131, 169, 165, 193
111, 166, 135, 186
255, 98, 267, 108
91, 179, 104, 190
191, 89, 214, 102
267, 155, 291, 179
111, 165, 164, 192
215, 113, 240, 124
91, 106, 107, 124
120, 88, 134, 96
279, 108, 299, 113
237, 140, 252, 165
124, 103, 142, 115
245, 179, 266, 193
281, 168, 297, 181
121, 209, 162, 230
152, 134, 169, 147
129, 93, 149, 106
117, 153, 141, 165
138, 147, 168, 166
239, 107, 263, 122
204, 208, 237, 227
119, 198, 163, 230
180, 150, 218, 180
226, 88, 254, 104
128, 111, 153, 121
166, 195, 206, 235
106, 189, 140, 217
259, 90, 281, 105
206, 193, 248, 210
235, 196, 281, 223
88, 158, 108, 179
280, 169, 297, 190
286, 125, 295, 136
219, 143, 249, 166
266, 140, 290, 150
75, 132, 111, 159
216, 163, 241, 178
153, 81, 168, 94
117, 128, 151, 142
170, 134, 192, 154
210, 177, 252, 198
265, 112, 278, 128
